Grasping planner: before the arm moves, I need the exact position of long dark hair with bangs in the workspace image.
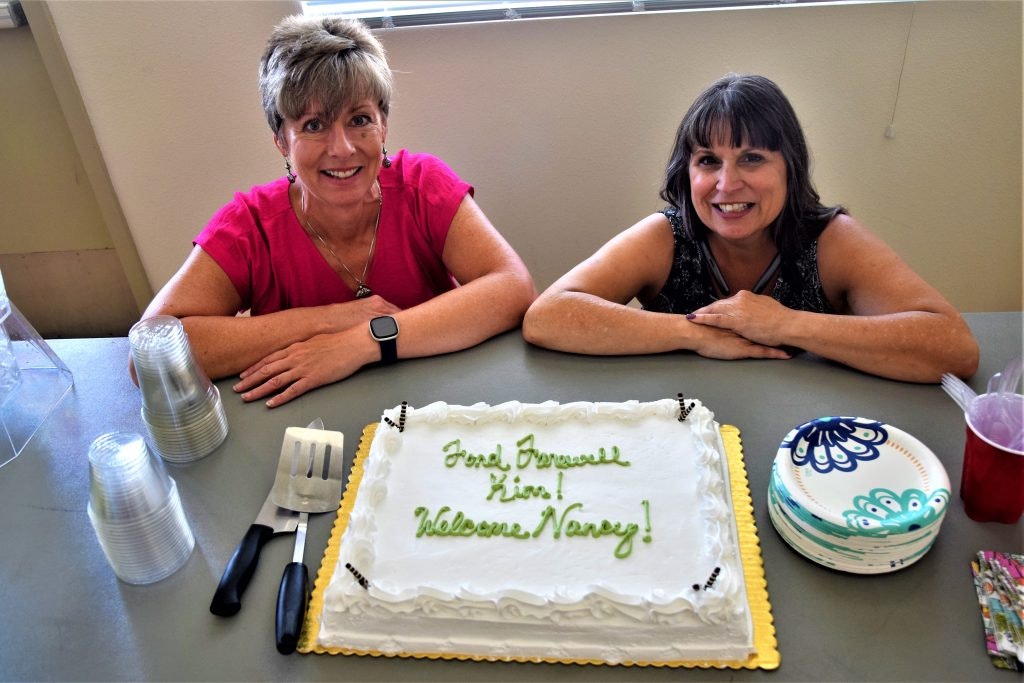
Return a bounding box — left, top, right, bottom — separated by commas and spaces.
660, 74, 843, 259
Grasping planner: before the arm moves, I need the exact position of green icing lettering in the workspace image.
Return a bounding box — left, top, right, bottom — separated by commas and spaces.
487, 472, 553, 502
416, 434, 646, 559
642, 498, 652, 543
442, 439, 511, 471
515, 434, 631, 470
531, 502, 640, 558
414, 505, 531, 540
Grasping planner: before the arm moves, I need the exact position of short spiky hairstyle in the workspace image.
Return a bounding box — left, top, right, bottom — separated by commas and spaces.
258, 15, 393, 140
660, 74, 842, 258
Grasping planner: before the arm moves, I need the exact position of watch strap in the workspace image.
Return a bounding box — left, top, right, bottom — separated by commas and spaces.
378, 336, 397, 365
369, 316, 399, 366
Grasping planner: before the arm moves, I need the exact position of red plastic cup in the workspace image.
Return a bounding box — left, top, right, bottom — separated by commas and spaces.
960, 414, 1024, 524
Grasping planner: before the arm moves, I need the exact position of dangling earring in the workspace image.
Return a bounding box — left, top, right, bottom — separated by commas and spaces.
381, 146, 392, 169
285, 158, 297, 184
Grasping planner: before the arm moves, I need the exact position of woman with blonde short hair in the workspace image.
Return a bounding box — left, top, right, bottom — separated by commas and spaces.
135, 15, 535, 407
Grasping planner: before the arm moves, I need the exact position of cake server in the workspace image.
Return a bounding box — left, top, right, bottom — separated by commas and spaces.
271, 421, 345, 655
209, 477, 299, 617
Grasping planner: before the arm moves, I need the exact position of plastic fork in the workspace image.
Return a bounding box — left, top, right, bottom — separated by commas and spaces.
270, 423, 345, 655
940, 373, 976, 414
997, 357, 1022, 396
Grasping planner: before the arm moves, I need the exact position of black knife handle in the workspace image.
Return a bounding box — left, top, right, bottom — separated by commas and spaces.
210, 524, 276, 617
275, 561, 309, 654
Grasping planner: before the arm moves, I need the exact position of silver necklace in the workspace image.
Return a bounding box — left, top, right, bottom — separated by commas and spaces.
301, 181, 381, 299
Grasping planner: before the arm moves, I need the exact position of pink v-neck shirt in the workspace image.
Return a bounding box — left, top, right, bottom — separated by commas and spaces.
195, 149, 471, 314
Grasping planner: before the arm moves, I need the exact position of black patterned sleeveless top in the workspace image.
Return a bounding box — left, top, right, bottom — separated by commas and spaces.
644, 207, 835, 315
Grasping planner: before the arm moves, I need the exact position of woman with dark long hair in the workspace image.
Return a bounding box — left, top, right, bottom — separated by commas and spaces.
523, 74, 977, 382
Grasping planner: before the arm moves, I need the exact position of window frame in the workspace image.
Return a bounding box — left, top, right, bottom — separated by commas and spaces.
301, 0, 910, 30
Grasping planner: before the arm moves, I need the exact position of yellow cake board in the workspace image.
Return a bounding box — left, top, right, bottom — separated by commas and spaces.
298, 423, 780, 670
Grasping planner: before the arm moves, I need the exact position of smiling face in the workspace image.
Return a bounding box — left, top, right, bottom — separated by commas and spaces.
275, 98, 387, 209
687, 133, 788, 246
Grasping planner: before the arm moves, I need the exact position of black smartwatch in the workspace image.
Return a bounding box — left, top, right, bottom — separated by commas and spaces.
369, 315, 399, 366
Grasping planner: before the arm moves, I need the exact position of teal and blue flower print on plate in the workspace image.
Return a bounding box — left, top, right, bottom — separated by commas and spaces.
771, 461, 870, 540
844, 487, 951, 536
784, 416, 888, 474
769, 417, 951, 574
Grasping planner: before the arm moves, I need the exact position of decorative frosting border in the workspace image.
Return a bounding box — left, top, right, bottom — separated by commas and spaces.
384, 399, 683, 425
298, 409, 779, 670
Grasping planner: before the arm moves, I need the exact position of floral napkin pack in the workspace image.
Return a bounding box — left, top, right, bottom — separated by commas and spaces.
971, 551, 1024, 671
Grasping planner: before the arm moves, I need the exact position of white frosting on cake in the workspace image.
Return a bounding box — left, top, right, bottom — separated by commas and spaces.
317, 399, 754, 664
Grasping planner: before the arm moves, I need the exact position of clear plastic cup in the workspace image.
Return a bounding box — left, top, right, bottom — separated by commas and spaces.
87, 432, 195, 584
129, 316, 228, 463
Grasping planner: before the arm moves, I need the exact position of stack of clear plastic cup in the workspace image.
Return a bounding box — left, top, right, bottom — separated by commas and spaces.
129, 316, 228, 463
87, 432, 195, 584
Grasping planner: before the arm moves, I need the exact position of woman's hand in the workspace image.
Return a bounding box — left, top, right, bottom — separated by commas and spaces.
523, 213, 788, 361
687, 214, 980, 382
687, 290, 792, 348
232, 327, 375, 408
687, 319, 792, 360
327, 295, 400, 330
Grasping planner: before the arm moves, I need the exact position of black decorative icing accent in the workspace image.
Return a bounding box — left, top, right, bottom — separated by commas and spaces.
677, 393, 694, 422
398, 401, 408, 433
345, 562, 370, 589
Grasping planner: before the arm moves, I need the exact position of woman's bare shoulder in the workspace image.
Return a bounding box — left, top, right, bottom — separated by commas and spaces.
816, 212, 902, 276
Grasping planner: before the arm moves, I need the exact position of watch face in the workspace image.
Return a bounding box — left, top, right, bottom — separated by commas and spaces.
370, 315, 399, 340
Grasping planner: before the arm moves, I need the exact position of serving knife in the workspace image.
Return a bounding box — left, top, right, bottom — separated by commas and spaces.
209, 485, 299, 617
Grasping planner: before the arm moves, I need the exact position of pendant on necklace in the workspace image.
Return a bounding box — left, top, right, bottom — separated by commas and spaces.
355, 283, 373, 299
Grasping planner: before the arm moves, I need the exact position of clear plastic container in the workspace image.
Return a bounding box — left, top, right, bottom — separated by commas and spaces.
0, 269, 74, 468
0, 269, 21, 405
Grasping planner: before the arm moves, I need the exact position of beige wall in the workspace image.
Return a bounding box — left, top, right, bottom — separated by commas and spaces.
0, 18, 141, 336
7, 0, 1022, 329
0, 26, 105, 253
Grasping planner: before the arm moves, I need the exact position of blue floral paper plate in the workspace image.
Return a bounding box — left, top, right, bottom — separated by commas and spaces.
768, 416, 950, 574
768, 477, 942, 573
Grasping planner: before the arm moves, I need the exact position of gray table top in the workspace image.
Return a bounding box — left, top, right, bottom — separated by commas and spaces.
1, 312, 1021, 682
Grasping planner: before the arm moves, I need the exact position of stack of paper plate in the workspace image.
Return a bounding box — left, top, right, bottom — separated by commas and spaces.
768, 416, 950, 574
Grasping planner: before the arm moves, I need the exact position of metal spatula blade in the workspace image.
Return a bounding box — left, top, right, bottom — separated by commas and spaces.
270, 424, 345, 655
270, 426, 344, 514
